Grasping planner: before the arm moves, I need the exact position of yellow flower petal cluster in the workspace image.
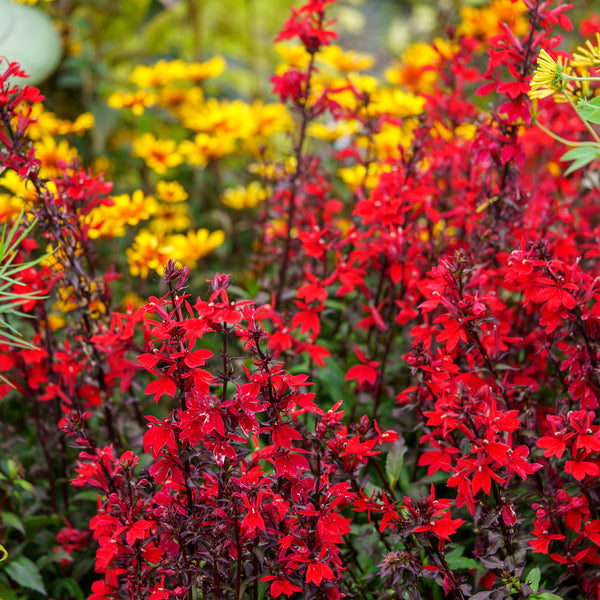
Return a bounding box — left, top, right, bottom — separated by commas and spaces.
367, 87, 426, 119
126, 230, 175, 279
0, 170, 41, 206
36, 136, 79, 178
308, 119, 360, 142
25, 104, 94, 140
319, 45, 375, 73
126, 227, 225, 278
156, 180, 188, 204
248, 157, 297, 180
529, 49, 574, 100
181, 98, 254, 138
168, 229, 225, 269
179, 134, 236, 166
108, 90, 157, 116
274, 44, 312, 72
148, 204, 191, 234
572, 34, 600, 68
221, 182, 270, 210
458, 0, 528, 41
133, 133, 184, 174
367, 122, 417, 160
385, 41, 439, 93
129, 57, 226, 89
86, 191, 158, 239
337, 163, 391, 191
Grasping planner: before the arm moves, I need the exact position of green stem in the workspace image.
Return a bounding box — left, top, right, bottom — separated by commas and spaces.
564, 88, 600, 144
534, 118, 600, 147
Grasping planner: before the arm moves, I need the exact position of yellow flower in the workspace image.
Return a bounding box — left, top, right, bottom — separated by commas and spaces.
319, 45, 375, 73
148, 203, 191, 234
127, 230, 175, 278
0, 194, 24, 223
182, 98, 253, 139
221, 182, 270, 210
108, 90, 157, 116
367, 88, 426, 119
133, 133, 184, 174
168, 229, 225, 269
185, 56, 227, 83
121, 292, 146, 311
86, 191, 157, 239
247, 101, 292, 139
337, 163, 389, 191
24, 104, 94, 140
179, 133, 236, 166
156, 180, 188, 204
572, 34, 600, 68
308, 119, 359, 142
368, 123, 416, 160
385, 41, 439, 93
248, 157, 297, 180
129, 59, 188, 88
36, 136, 79, 178
458, 0, 528, 41
274, 43, 312, 71
529, 49, 573, 100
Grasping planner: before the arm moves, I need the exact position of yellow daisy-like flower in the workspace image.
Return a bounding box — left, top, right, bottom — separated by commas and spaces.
572, 34, 600, 68
385, 41, 439, 93
168, 228, 225, 269
220, 182, 270, 210
133, 133, 184, 175
529, 49, 572, 99
318, 45, 375, 73
156, 180, 188, 204
179, 133, 236, 166
86, 191, 157, 239
307, 119, 360, 142
148, 203, 191, 234
127, 230, 175, 279
36, 136, 79, 178
129, 60, 188, 89
108, 90, 157, 116
274, 43, 312, 71
185, 56, 227, 83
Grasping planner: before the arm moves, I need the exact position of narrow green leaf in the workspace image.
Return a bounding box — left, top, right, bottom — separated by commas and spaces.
0, 544, 7, 562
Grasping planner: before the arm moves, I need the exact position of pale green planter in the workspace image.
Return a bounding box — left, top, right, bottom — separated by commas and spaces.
0, 0, 62, 85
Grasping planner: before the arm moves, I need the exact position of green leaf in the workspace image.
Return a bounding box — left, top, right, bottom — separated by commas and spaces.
13, 479, 34, 494
50, 578, 84, 600
2, 512, 25, 535
0, 544, 7, 562
445, 546, 483, 572
560, 146, 600, 175
4, 557, 46, 596
578, 96, 600, 124
537, 594, 564, 600
385, 439, 407, 490
23, 515, 62, 534
0, 583, 18, 600
526, 567, 541, 593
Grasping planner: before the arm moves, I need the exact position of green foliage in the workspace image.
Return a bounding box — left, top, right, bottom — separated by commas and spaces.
0, 210, 48, 353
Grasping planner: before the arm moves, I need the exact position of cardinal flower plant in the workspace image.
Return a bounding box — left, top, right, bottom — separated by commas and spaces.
2, 0, 600, 599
